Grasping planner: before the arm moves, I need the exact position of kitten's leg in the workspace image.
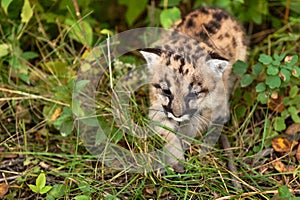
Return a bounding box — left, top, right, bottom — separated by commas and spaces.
149, 108, 185, 172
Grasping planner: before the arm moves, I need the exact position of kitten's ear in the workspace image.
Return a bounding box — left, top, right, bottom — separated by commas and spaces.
206, 59, 229, 76
139, 49, 161, 68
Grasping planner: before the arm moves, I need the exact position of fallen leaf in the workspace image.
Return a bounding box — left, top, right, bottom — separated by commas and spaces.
272, 160, 286, 173
271, 137, 298, 152
0, 183, 9, 198
145, 187, 155, 195
267, 94, 285, 113
286, 123, 300, 135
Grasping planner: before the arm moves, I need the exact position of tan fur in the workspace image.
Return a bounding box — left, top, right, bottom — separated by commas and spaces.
141, 7, 248, 172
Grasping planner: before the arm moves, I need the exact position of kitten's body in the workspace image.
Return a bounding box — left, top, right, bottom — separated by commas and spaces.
140, 7, 248, 171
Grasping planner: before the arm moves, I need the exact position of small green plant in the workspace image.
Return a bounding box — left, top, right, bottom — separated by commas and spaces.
28, 172, 52, 195
233, 53, 300, 132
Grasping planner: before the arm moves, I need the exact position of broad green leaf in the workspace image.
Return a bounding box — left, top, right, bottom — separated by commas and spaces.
257, 92, 268, 104
28, 184, 39, 193
266, 65, 279, 75
240, 74, 254, 87
21, 0, 33, 23
280, 68, 291, 82
273, 117, 286, 131
1, 0, 13, 15
233, 60, 248, 75
160, 7, 181, 28
40, 186, 52, 194
0, 43, 10, 57
255, 82, 266, 92
118, 0, 148, 26
36, 173, 46, 189
290, 86, 299, 99
259, 54, 273, 65
266, 76, 281, 89
252, 62, 263, 75
292, 67, 300, 77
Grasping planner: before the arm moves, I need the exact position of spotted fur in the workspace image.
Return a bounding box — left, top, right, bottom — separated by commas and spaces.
140, 7, 248, 172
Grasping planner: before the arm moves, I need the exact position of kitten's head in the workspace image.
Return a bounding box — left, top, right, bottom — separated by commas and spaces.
140, 48, 228, 122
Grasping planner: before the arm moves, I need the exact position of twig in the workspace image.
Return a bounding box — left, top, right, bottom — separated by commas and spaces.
220, 134, 243, 190
0, 175, 21, 182
0, 87, 69, 107
284, 0, 290, 25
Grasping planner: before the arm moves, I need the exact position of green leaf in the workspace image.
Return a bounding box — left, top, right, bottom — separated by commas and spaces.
0, 43, 10, 58
288, 55, 298, 65
160, 7, 181, 28
233, 60, 248, 75
46, 184, 66, 200
266, 65, 279, 75
278, 185, 292, 198
1, 0, 13, 15
118, 0, 148, 26
240, 74, 254, 87
274, 53, 285, 62
40, 186, 52, 194
20, 51, 39, 60
292, 67, 300, 77
288, 106, 300, 123
289, 85, 299, 98
235, 105, 247, 120
257, 92, 268, 104
36, 173, 46, 190
65, 19, 93, 47
259, 54, 273, 65
21, 0, 33, 23
280, 68, 291, 82
28, 184, 39, 193
252, 62, 263, 75
255, 82, 266, 92
19, 73, 30, 84
266, 76, 281, 89
273, 117, 286, 131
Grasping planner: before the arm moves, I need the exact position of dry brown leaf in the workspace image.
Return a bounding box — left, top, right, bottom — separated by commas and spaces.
286, 123, 300, 135
0, 183, 9, 198
145, 188, 155, 195
272, 160, 287, 173
267, 94, 285, 113
271, 137, 298, 152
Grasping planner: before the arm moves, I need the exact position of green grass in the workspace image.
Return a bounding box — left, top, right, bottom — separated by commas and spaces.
1, 0, 300, 199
